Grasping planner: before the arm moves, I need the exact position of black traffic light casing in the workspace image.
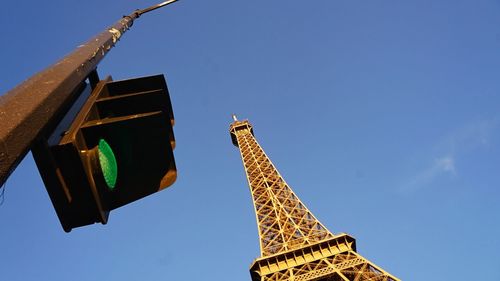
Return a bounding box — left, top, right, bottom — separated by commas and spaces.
33, 74, 176, 232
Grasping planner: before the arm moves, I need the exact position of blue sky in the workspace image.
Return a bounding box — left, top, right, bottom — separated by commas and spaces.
1, 1, 500, 280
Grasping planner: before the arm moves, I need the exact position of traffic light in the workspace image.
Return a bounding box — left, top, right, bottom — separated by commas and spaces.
32, 74, 176, 232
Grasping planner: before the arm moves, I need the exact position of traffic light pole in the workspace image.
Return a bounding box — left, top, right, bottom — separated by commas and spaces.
0, 0, 180, 186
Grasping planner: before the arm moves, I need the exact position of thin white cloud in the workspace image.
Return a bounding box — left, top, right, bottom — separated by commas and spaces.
400, 117, 499, 192
402, 155, 456, 192
435, 156, 456, 175
438, 118, 499, 155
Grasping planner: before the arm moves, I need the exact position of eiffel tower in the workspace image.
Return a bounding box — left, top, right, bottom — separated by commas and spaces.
230, 116, 400, 281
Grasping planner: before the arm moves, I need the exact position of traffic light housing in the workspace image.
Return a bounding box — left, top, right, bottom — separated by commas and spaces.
33, 74, 176, 232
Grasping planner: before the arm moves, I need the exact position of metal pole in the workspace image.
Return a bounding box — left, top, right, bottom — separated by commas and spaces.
0, 1, 180, 186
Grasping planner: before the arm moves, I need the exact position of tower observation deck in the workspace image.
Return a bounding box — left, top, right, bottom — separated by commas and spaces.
230, 117, 400, 281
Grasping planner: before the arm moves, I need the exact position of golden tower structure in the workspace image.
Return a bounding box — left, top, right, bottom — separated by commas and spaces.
230, 116, 400, 281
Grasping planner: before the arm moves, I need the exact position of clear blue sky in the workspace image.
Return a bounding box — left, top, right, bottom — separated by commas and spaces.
1, 1, 499, 280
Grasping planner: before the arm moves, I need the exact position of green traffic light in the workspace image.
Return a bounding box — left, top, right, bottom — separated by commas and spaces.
97, 139, 118, 190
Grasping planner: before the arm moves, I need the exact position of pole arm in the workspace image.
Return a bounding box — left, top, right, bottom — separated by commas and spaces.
0, 1, 179, 186
136, 0, 180, 16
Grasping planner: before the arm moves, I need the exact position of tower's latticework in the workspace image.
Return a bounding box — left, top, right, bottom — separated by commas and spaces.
230, 117, 400, 281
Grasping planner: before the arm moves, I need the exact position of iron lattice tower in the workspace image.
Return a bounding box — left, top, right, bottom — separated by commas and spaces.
230, 117, 400, 281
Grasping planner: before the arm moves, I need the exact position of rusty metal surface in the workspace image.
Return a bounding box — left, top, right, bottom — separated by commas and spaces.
0, 13, 138, 186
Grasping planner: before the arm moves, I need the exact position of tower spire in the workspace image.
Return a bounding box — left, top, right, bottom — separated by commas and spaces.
230, 118, 400, 281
